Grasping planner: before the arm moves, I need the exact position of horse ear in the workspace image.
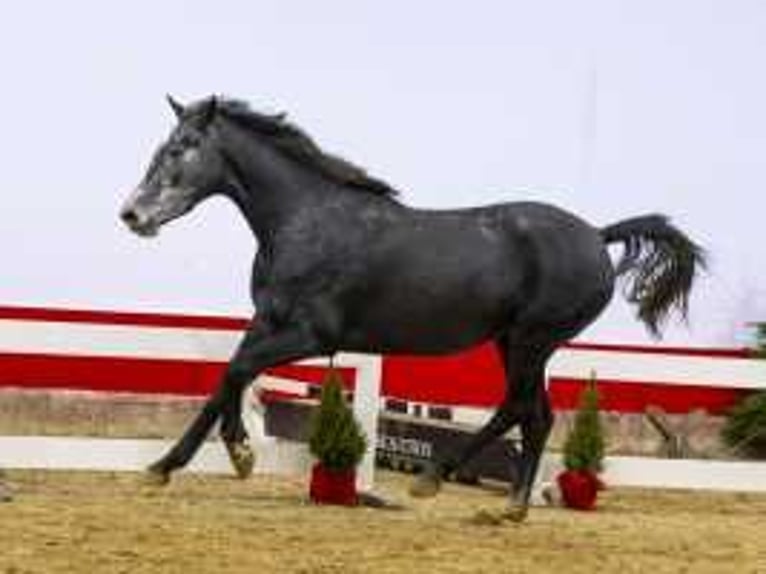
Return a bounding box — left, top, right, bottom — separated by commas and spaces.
166, 94, 185, 119
200, 96, 218, 127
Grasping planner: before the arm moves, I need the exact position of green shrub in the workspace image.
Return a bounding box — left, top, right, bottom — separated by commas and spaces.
308, 369, 367, 471
722, 323, 766, 458
722, 392, 766, 458
563, 374, 605, 472
753, 323, 766, 359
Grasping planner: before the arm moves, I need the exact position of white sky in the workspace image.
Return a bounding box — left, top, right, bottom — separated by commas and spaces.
0, 0, 764, 347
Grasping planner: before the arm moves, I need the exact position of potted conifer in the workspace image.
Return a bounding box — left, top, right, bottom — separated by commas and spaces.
557, 373, 606, 510
308, 368, 368, 505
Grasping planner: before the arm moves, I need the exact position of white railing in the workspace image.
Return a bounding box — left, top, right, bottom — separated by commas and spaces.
2, 310, 766, 494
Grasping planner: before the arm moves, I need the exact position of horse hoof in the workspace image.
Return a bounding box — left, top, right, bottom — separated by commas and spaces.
409, 473, 442, 498
226, 442, 255, 479
504, 504, 529, 523
144, 463, 171, 487
471, 509, 506, 526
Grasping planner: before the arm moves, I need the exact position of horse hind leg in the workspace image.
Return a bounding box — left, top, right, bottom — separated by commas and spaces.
410, 334, 538, 501
505, 381, 552, 521
496, 344, 556, 522
470, 338, 554, 524
410, 397, 519, 498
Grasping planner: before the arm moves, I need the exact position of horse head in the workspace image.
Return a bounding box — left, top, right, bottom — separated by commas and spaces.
120, 96, 226, 237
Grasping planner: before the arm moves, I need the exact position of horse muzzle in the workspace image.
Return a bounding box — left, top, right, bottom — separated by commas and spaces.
120, 205, 159, 237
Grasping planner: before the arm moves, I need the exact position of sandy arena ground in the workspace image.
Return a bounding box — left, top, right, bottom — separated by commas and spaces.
1, 469, 765, 574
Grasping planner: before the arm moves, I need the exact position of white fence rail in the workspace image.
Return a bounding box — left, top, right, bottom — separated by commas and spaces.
3, 436, 766, 494
1, 311, 765, 495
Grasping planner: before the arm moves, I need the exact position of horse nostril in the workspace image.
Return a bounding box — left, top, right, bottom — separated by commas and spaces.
121, 209, 140, 226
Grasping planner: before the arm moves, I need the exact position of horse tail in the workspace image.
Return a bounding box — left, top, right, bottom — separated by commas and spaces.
600, 214, 706, 337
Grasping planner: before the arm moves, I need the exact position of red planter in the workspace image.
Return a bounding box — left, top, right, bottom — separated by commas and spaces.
309, 463, 358, 506
557, 469, 605, 511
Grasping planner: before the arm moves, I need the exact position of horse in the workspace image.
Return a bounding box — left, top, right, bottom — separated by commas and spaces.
120, 95, 705, 521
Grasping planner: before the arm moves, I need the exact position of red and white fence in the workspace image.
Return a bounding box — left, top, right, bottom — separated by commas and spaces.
2, 305, 766, 493
0, 305, 762, 415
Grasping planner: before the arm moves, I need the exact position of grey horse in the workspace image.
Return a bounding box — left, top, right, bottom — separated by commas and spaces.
120, 96, 705, 521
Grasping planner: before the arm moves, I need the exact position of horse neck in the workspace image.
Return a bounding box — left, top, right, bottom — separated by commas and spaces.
217, 121, 335, 245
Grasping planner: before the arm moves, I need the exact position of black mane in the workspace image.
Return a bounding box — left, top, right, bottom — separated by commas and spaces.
202, 97, 399, 197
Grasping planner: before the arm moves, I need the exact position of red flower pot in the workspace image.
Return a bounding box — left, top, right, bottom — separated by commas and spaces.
557, 469, 604, 511
309, 463, 358, 506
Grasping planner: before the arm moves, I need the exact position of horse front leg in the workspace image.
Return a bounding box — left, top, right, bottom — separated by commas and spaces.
218, 385, 259, 480
147, 321, 323, 483
217, 344, 271, 479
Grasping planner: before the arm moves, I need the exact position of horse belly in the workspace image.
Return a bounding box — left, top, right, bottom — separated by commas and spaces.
342, 263, 517, 354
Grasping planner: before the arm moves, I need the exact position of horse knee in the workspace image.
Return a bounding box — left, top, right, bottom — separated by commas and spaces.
225, 363, 253, 386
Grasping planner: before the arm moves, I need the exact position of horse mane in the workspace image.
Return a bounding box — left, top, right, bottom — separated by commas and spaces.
199, 97, 399, 197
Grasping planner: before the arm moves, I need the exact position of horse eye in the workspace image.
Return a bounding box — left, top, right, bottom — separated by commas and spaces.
166, 146, 183, 158
179, 136, 199, 148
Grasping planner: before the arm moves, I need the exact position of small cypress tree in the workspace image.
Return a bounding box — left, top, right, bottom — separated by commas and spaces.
563, 373, 605, 473
308, 369, 368, 471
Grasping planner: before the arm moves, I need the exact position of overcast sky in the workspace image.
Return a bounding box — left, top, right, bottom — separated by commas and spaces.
0, 0, 763, 347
